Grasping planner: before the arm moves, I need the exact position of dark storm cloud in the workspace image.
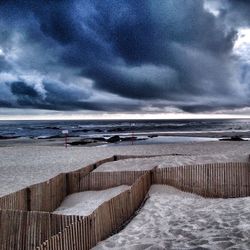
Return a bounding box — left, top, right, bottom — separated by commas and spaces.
224, 0, 250, 26
178, 103, 248, 113
81, 0, 240, 104
11, 81, 38, 97
2, 80, 141, 112
0, 100, 12, 108
0, 0, 249, 113
5, 80, 94, 111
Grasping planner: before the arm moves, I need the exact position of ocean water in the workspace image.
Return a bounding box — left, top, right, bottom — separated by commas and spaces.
0, 119, 249, 140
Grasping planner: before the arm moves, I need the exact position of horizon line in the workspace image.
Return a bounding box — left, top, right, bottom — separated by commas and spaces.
1, 113, 250, 121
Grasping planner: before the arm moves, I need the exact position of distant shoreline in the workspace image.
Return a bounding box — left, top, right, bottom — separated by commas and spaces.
1, 119, 250, 145
0, 130, 249, 147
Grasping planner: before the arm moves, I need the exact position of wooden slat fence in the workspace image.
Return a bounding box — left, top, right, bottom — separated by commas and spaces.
1, 157, 250, 250
0, 174, 67, 213
65, 156, 115, 194
0, 170, 150, 249
0, 156, 117, 211
0, 210, 82, 250
65, 155, 159, 194
29, 173, 67, 212
0, 189, 27, 211
37, 172, 151, 250
79, 171, 149, 191
0, 154, 158, 210
153, 162, 250, 198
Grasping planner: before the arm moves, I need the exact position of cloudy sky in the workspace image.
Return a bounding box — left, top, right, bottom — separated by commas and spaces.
0, 0, 250, 119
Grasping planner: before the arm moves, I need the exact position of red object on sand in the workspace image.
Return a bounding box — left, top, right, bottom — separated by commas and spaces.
62, 130, 69, 148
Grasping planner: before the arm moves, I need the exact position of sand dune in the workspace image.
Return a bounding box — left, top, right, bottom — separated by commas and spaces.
94, 153, 248, 172
94, 185, 250, 250
53, 185, 129, 216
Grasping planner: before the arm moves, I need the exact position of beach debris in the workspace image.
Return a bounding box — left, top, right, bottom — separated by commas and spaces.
219, 136, 247, 141
69, 138, 106, 145
148, 134, 158, 138
107, 135, 121, 143
121, 136, 138, 142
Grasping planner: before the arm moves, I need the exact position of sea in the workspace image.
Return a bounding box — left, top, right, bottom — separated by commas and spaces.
0, 119, 250, 142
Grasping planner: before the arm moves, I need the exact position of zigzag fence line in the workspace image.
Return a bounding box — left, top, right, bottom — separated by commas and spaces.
37, 172, 151, 250
0, 155, 249, 249
0, 153, 150, 250
0, 154, 157, 211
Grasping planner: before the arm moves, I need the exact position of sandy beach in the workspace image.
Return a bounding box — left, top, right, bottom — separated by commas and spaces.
93, 185, 250, 250
0, 138, 249, 196
0, 134, 249, 250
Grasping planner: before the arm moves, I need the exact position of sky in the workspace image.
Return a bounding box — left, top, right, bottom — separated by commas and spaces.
0, 0, 250, 120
